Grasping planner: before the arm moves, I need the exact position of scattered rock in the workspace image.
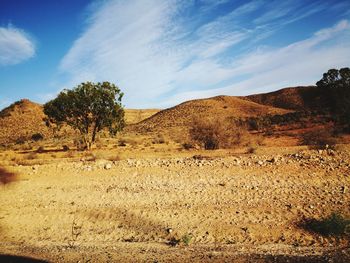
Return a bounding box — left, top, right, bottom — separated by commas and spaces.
104, 163, 112, 170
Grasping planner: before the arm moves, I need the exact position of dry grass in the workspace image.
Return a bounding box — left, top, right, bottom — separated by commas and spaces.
189, 117, 251, 150
300, 128, 337, 149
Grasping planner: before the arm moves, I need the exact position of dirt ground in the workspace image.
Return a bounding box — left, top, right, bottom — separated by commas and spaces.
0, 145, 349, 262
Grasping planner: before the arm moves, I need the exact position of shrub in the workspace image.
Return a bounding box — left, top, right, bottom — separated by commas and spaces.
182, 234, 192, 246
15, 136, 27, 145
152, 135, 165, 144
31, 133, 44, 141
62, 145, 70, 151
118, 140, 127, 147
36, 146, 45, 153
26, 152, 38, 160
189, 117, 248, 150
74, 137, 87, 151
82, 152, 97, 162
168, 237, 180, 247
246, 145, 257, 154
300, 128, 337, 149
182, 143, 194, 150
107, 155, 121, 162
302, 213, 350, 237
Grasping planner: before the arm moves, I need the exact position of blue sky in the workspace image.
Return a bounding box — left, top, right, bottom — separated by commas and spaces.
1, 0, 350, 109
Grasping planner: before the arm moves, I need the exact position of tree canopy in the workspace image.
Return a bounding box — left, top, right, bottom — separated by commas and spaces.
44, 82, 125, 149
316, 67, 350, 129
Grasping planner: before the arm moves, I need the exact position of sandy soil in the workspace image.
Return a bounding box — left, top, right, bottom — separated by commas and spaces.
0, 146, 349, 262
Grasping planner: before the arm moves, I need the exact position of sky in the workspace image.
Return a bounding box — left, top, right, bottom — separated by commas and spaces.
0, 0, 350, 109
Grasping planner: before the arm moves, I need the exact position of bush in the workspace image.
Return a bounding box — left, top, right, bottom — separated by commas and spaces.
36, 146, 45, 153
152, 135, 165, 144
303, 213, 350, 237
246, 145, 257, 154
300, 129, 337, 149
189, 117, 248, 150
15, 136, 27, 145
31, 133, 44, 141
74, 137, 87, 151
182, 234, 192, 246
62, 145, 70, 151
182, 143, 194, 150
118, 140, 127, 147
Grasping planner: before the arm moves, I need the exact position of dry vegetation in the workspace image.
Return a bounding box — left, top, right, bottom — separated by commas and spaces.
1, 86, 350, 262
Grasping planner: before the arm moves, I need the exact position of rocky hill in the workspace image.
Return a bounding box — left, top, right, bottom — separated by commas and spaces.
0, 100, 160, 145
0, 85, 331, 144
244, 85, 326, 111
0, 99, 51, 145
129, 95, 291, 132
124, 109, 160, 125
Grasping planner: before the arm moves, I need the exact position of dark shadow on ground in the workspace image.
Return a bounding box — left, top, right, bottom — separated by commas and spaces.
0, 255, 49, 263
18, 148, 67, 154
0, 167, 17, 185
258, 253, 350, 263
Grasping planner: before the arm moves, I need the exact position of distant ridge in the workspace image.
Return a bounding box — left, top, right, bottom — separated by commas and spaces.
244, 86, 325, 111
0, 85, 331, 144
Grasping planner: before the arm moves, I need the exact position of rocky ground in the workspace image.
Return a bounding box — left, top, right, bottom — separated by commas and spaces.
0, 146, 349, 262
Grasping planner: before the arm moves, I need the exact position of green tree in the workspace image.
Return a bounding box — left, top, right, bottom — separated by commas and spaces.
316, 67, 350, 129
44, 82, 125, 150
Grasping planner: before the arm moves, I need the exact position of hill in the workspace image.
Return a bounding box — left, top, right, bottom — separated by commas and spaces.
0, 100, 160, 145
244, 86, 326, 111
129, 95, 291, 133
124, 109, 160, 125
0, 99, 51, 145
0, 85, 332, 145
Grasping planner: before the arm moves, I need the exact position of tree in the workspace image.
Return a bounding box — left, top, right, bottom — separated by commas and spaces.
44, 82, 125, 150
316, 67, 350, 129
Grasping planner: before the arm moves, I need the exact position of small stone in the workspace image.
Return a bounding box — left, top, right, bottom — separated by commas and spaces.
272, 157, 278, 163
341, 186, 347, 194
104, 163, 112, 170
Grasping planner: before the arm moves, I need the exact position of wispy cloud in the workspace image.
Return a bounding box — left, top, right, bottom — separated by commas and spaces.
160, 20, 350, 106
0, 25, 35, 66
58, 0, 350, 108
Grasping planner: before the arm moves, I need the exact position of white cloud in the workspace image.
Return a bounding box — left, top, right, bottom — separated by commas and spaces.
59, 0, 252, 107
160, 20, 350, 106
0, 25, 35, 66
60, 0, 187, 106
58, 0, 350, 108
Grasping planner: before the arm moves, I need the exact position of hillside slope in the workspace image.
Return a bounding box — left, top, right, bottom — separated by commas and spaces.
124, 109, 160, 125
0, 99, 51, 145
0, 100, 160, 144
130, 95, 291, 132
244, 86, 326, 111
